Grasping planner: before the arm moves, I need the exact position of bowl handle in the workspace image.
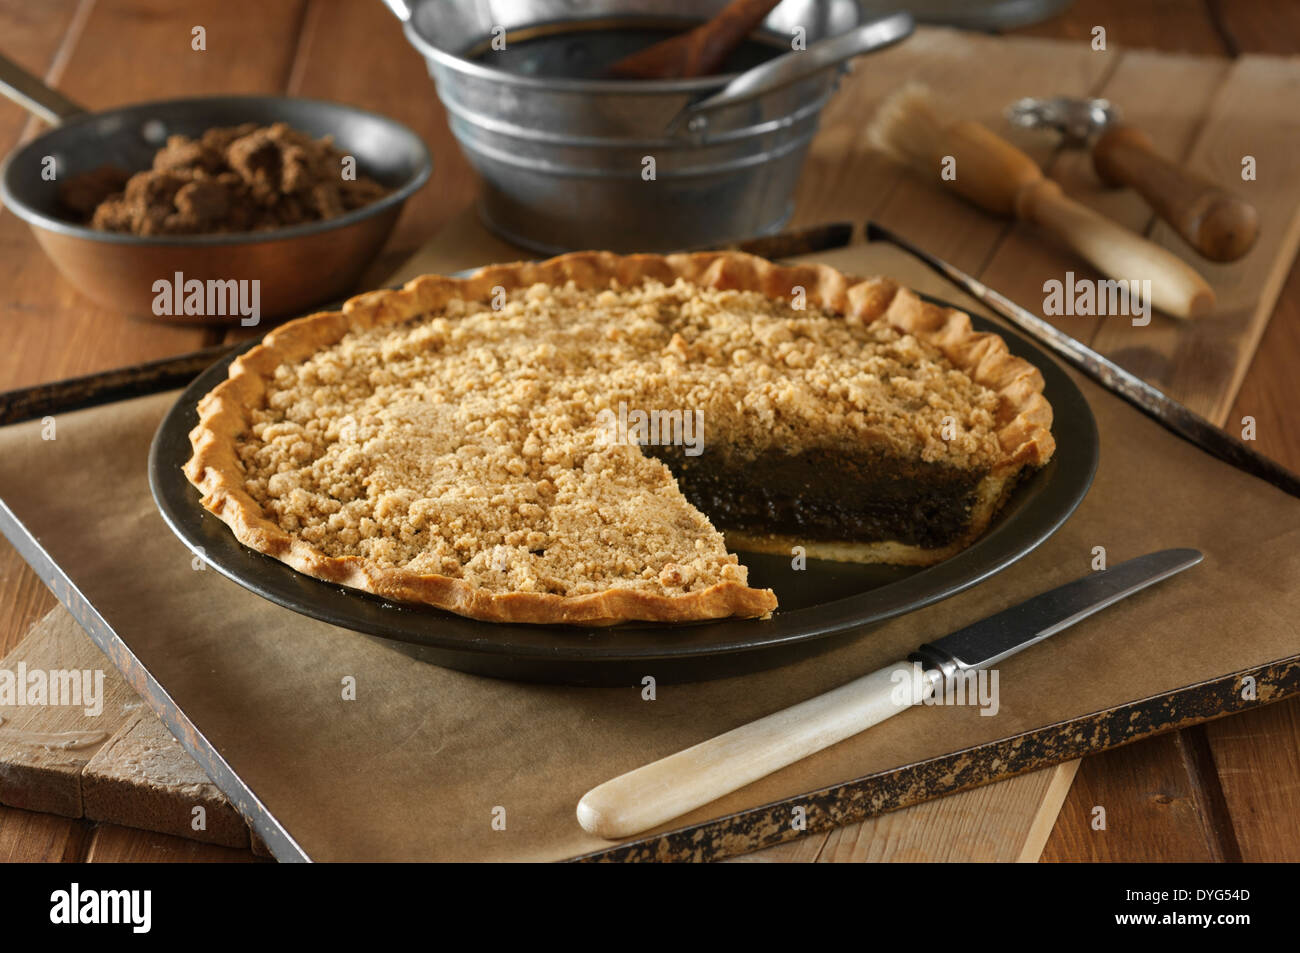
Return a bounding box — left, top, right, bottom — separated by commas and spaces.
0, 52, 87, 127
669, 10, 914, 131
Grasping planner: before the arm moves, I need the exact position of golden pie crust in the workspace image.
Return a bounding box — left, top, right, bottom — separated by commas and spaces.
184, 251, 1054, 625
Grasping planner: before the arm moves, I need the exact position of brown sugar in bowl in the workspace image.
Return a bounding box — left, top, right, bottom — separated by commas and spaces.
1, 95, 431, 324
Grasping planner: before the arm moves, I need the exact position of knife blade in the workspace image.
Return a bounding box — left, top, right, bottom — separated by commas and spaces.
576, 548, 1202, 840
0, 223, 856, 428
909, 548, 1202, 675
865, 220, 1300, 499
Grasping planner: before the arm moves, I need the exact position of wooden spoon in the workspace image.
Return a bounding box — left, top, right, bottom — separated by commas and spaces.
606, 0, 784, 80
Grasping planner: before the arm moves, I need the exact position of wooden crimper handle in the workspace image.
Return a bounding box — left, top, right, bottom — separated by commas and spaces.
1015, 178, 1216, 319
1092, 125, 1259, 263
936, 122, 1215, 318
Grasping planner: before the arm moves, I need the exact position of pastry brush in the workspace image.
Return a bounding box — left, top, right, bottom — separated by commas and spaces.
866, 84, 1215, 319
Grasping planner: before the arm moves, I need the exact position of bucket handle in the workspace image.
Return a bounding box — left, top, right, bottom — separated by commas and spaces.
669, 11, 914, 131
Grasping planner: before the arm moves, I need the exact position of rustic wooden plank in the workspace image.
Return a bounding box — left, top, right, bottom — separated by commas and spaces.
818, 763, 1079, 862
1019, 762, 1083, 861
728, 763, 1080, 863
0, 608, 255, 848
1175, 725, 1241, 861
1228, 252, 1300, 470
57, 0, 308, 109
1009, 0, 1229, 56
1197, 250, 1300, 866
0, 804, 91, 862
285, 0, 477, 290
1210, 258, 1300, 864
0, 545, 57, 658
0, 0, 81, 693
1203, 699, 1300, 862
83, 711, 251, 849
1040, 733, 1216, 861
1209, 0, 1300, 56
724, 830, 829, 863
0, 609, 140, 816
0, 0, 83, 151
84, 823, 261, 863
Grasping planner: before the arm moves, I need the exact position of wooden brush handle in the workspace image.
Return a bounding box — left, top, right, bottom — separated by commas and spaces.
1018, 180, 1215, 318
577, 661, 935, 840
942, 120, 1214, 318
1092, 125, 1259, 263
608, 0, 781, 80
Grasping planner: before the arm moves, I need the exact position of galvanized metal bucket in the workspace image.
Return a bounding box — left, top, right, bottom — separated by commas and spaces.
387, 1, 912, 253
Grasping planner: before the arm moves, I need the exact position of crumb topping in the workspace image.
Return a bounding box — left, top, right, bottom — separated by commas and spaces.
235, 278, 1004, 597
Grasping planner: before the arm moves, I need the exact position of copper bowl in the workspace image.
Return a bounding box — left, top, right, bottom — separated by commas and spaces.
0, 91, 431, 324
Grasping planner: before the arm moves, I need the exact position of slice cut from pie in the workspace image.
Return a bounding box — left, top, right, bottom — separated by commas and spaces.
184, 251, 1054, 625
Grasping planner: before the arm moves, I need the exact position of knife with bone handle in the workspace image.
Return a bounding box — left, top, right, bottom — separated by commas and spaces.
577, 548, 1203, 840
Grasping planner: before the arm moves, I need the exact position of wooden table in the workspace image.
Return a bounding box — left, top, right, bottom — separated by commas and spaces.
0, 0, 1296, 863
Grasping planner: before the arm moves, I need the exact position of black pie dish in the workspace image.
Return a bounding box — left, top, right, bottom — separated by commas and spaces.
150, 297, 1098, 685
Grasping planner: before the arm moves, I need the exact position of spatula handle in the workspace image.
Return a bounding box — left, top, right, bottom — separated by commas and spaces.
576, 661, 936, 840
1092, 125, 1258, 263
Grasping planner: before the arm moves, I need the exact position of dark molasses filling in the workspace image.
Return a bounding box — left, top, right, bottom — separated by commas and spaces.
646, 446, 986, 549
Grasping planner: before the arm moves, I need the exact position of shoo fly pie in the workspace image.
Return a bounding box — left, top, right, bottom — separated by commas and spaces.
184, 252, 1054, 625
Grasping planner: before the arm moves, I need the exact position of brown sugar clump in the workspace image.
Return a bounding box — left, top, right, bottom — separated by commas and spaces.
57, 165, 131, 218
61, 122, 390, 236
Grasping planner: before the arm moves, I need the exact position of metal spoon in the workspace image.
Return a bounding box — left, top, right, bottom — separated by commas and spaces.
1007, 94, 1258, 263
